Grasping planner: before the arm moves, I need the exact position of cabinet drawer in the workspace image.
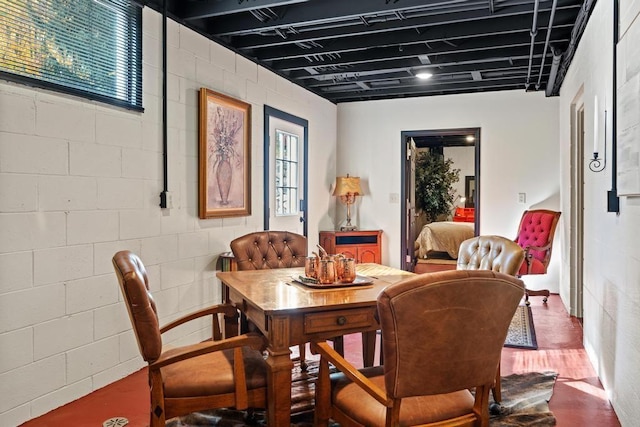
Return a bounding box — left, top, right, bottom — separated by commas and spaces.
304, 308, 377, 334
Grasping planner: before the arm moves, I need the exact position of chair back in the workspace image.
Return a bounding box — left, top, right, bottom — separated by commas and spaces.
514, 209, 561, 274
112, 250, 162, 363
377, 270, 524, 398
230, 231, 307, 270
457, 235, 525, 276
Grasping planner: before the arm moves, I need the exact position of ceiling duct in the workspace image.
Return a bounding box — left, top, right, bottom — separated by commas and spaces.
544, 46, 562, 97
536, 0, 559, 90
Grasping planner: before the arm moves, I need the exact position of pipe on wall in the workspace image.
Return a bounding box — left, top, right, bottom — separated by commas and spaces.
159, 0, 169, 208
608, 0, 620, 213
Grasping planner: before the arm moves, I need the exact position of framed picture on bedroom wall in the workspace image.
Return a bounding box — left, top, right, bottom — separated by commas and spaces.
464, 175, 475, 208
198, 88, 251, 219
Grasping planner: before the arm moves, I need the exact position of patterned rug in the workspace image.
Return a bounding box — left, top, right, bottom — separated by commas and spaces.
166, 361, 557, 426
505, 305, 538, 350
489, 371, 557, 426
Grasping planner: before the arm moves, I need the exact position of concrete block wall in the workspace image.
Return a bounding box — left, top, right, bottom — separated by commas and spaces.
0, 6, 337, 426
557, 1, 640, 424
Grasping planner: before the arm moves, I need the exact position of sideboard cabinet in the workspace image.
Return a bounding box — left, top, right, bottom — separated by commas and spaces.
319, 230, 382, 264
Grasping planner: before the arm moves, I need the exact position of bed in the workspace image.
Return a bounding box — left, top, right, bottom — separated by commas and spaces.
414, 221, 475, 259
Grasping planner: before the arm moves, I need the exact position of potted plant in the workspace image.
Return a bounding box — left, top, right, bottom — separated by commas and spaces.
415, 150, 460, 223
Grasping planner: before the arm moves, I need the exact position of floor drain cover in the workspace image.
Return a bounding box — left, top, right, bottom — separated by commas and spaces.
103, 417, 128, 427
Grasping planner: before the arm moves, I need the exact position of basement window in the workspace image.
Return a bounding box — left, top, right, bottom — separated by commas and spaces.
0, 0, 143, 111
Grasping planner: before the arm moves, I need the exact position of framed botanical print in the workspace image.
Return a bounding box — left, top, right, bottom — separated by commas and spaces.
198, 88, 251, 218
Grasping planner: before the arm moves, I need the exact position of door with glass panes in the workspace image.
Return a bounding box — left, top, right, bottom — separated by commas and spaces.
267, 115, 306, 234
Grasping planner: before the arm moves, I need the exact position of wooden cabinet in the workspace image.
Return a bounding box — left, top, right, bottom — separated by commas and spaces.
319, 230, 382, 264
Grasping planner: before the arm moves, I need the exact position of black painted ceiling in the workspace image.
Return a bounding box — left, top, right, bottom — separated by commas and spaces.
147, 0, 594, 104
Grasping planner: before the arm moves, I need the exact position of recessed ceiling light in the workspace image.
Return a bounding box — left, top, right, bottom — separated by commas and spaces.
416, 72, 433, 80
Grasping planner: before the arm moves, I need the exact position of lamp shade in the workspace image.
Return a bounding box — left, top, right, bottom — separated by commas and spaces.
332, 175, 362, 196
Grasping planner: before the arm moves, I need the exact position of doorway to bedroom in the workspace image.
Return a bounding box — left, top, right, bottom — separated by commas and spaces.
400, 128, 480, 272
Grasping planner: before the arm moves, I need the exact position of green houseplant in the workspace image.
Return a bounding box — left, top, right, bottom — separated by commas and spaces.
415, 150, 460, 223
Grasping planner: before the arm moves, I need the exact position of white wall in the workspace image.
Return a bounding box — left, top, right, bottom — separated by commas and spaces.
558, 0, 640, 424
336, 90, 561, 293
0, 7, 336, 426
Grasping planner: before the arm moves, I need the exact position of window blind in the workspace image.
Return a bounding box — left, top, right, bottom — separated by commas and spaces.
0, 0, 143, 110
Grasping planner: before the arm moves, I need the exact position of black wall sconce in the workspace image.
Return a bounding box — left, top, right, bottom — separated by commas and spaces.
589, 96, 606, 173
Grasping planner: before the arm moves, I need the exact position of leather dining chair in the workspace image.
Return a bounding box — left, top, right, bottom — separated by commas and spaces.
514, 209, 561, 304
457, 235, 525, 406
113, 250, 268, 427
312, 270, 525, 427
230, 230, 339, 369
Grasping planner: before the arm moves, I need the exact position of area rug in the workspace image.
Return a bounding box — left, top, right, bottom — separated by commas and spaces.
166, 362, 557, 426
505, 305, 538, 350
489, 371, 558, 426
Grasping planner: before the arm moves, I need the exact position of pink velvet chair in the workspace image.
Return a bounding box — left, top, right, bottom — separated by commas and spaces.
514, 209, 561, 304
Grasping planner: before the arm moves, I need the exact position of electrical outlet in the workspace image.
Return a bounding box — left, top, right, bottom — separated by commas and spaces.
518, 193, 526, 204
389, 193, 400, 203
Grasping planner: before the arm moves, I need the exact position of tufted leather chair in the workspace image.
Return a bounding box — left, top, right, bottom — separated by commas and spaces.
113, 250, 268, 427
458, 235, 525, 275
457, 235, 525, 405
230, 231, 307, 270
312, 270, 524, 427
229, 231, 321, 368
514, 209, 561, 304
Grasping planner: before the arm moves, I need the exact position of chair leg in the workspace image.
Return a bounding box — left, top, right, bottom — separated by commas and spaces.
525, 288, 550, 305
298, 344, 307, 371
489, 363, 502, 415
492, 363, 501, 403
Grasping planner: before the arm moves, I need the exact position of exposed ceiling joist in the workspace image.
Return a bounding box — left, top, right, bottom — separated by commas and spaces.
144, 0, 592, 103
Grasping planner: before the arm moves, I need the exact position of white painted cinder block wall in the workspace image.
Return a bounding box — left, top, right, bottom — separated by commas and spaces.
558, 0, 640, 425
0, 7, 337, 426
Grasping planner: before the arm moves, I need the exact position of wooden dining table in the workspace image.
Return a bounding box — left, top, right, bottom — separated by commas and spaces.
216, 263, 414, 427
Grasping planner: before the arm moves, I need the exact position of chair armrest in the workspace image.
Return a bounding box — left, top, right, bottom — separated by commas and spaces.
311, 341, 390, 406
151, 332, 265, 369
524, 243, 552, 253
159, 303, 238, 335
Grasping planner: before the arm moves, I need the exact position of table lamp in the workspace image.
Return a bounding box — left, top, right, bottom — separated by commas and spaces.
332, 174, 362, 231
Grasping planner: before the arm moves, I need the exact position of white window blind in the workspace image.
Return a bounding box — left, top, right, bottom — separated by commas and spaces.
0, 0, 143, 110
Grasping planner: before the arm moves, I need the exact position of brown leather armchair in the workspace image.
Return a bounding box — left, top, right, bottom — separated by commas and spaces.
113, 251, 268, 427
457, 235, 525, 405
312, 270, 524, 427
230, 231, 332, 368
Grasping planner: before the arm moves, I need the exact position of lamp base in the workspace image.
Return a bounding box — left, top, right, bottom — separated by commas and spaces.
340, 225, 358, 231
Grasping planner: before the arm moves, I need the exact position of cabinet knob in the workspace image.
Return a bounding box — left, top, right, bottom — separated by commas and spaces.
336, 316, 347, 326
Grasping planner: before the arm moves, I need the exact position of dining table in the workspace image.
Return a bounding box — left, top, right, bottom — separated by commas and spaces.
216, 263, 414, 427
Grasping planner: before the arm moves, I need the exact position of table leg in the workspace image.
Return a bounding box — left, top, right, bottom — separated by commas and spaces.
362, 330, 377, 367
265, 347, 294, 427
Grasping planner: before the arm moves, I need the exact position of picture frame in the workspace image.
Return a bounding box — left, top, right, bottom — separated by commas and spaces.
198, 88, 251, 219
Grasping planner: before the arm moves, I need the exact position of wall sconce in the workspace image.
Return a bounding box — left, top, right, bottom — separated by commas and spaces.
590, 95, 606, 173
333, 174, 362, 231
